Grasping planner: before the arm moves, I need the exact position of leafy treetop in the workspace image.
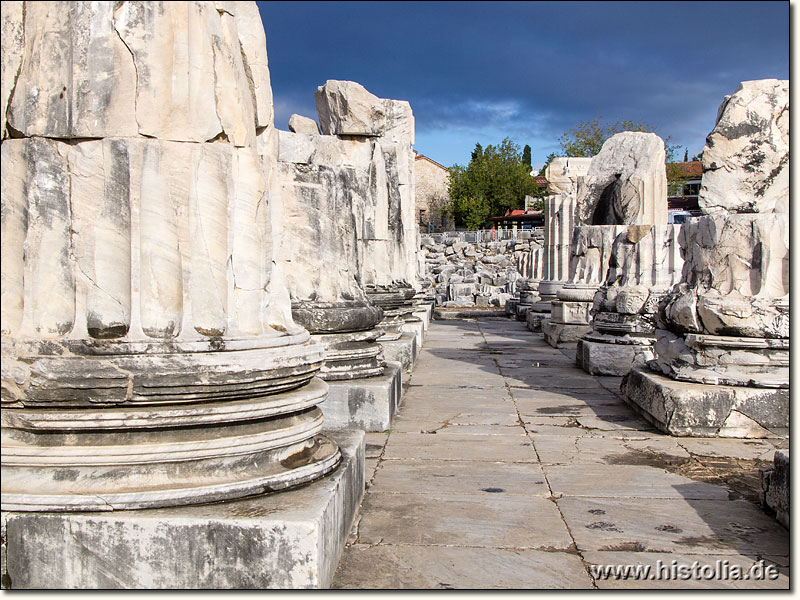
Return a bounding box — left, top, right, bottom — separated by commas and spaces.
447, 138, 544, 230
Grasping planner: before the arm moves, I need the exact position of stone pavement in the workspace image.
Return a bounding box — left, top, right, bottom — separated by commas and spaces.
331, 317, 789, 590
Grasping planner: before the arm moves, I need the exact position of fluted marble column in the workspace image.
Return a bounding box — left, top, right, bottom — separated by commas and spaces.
276, 129, 385, 381
1, 1, 339, 512
527, 157, 590, 332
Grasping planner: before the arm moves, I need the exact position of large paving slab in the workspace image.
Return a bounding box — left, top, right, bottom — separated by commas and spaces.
558, 496, 789, 555
382, 432, 537, 462
369, 459, 548, 496
356, 492, 573, 548
333, 545, 593, 589
332, 318, 789, 590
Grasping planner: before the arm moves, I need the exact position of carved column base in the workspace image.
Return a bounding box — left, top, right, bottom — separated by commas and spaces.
365, 285, 416, 342
2, 378, 341, 511
1, 335, 343, 512
312, 329, 386, 381
291, 301, 386, 381
649, 330, 789, 388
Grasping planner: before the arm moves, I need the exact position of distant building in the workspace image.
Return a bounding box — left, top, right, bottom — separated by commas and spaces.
489, 208, 544, 230
414, 152, 453, 232
667, 161, 702, 212
486, 177, 548, 231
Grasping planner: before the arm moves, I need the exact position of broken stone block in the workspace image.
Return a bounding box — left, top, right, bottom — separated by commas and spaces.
576, 132, 668, 226
700, 79, 788, 214
661, 213, 788, 339
621, 368, 788, 438
288, 113, 320, 134
761, 450, 789, 528
315, 80, 386, 136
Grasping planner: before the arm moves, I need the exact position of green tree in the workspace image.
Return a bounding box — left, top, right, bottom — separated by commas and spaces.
558, 115, 668, 157
522, 145, 532, 171
537, 152, 559, 177
471, 143, 483, 161
447, 138, 544, 230
683, 148, 689, 162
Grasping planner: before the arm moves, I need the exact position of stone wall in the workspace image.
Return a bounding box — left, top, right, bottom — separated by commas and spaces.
420, 231, 543, 307
414, 154, 451, 228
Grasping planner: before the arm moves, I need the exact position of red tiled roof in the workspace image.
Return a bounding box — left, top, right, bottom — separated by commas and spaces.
668, 161, 702, 178
533, 176, 548, 187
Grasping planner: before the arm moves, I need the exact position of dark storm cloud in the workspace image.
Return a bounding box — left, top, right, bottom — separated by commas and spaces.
257, 1, 788, 166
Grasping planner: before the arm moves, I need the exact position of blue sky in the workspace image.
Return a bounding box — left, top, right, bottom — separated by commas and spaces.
256, 1, 788, 170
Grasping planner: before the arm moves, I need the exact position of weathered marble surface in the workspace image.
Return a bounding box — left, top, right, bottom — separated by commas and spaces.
537, 160, 588, 303
761, 450, 789, 528
621, 367, 788, 438
624, 80, 790, 435
1, 1, 342, 512
0, 1, 24, 139
575, 132, 667, 226
700, 79, 788, 214
659, 214, 788, 340
578, 225, 683, 376
312, 81, 420, 343
289, 113, 320, 134
3, 430, 364, 589
545, 157, 592, 196
5, 1, 270, 144
315, 79, 387, 137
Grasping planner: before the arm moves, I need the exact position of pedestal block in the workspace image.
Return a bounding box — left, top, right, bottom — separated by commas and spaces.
2, 430, 365, 589
621, 368, 788, 438
366, 284, 417, 341
321, 362, 402, 431
380, 332, 418, 372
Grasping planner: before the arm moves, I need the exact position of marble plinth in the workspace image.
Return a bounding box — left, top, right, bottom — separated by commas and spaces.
321, 362, 402, 431
621, 367, 788, 438
379, 332, 417, 372
412, 304, 433, 330
576, 334, 654, 376
526, 310, 549, 333
542, 321, 593, 348
1, 430, 365, 589
401, 318, 425, 350
649, 331, 789, 389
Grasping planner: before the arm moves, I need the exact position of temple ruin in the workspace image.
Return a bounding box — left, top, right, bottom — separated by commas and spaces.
0, 1, 788, 590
